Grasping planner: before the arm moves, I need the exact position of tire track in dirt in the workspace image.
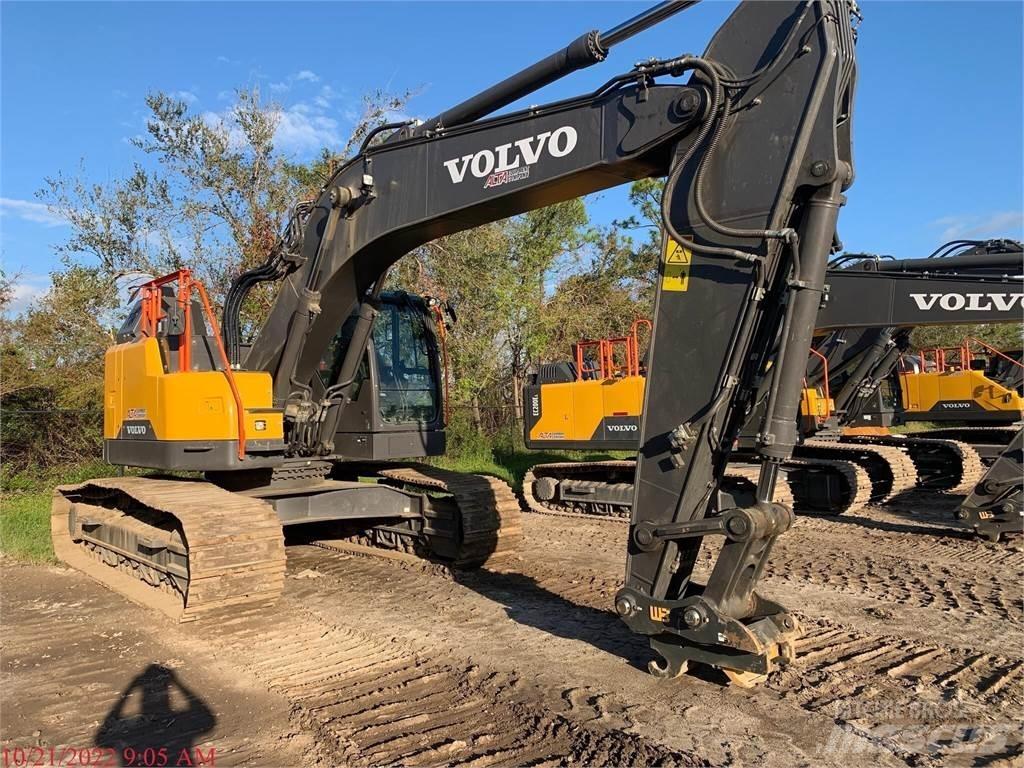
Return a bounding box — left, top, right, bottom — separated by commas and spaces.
205, 574, 700, 768
513, 514, 1024, 763
519, 509, 1024, 626
291, 542, 1024, 766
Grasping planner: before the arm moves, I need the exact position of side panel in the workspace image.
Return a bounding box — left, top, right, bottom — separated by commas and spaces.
900, 370, 1023, 422
525, 377, 644, 450
108, 338, 282, 441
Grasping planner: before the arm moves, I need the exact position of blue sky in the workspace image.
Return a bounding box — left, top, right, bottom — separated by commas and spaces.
2, 1, 1022, 312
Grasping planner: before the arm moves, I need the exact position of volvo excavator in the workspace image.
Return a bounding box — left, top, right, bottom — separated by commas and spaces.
523, 240, 1024, 540
54, 0, 861, 684
833, 241, 1023, 469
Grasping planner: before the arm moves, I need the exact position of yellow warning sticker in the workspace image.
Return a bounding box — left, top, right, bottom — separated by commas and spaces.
661, 239, 691, 292
649, 605, 670, 623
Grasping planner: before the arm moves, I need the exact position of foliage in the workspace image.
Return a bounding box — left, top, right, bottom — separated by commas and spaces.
39, 88, 411, 333
0, 460, 130, 564
1, 266, 118, 472
910, 323, 1023, 353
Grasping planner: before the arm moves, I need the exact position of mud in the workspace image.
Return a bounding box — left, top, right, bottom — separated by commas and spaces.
4, 494, 1022, 767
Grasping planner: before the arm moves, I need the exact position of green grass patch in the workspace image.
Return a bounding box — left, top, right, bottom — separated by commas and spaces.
1, 460, 122, 564
432, 447, 631, 492
0, 491, 55, 563
890, 422, 942, 435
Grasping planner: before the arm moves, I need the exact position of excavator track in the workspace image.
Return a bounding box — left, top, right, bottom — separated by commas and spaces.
783, 457, 873, 514
799, 439, 918, 503
911, 426, 1022, 466
52, 477, 286, 623
374, 465, 522, 569
840, 435, 986, 494
523, 456, 883, 519
521, 461, 796, 519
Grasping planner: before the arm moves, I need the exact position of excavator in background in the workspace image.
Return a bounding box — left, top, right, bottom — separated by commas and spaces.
524, 239, 1024, 540
53, 0, 862, 684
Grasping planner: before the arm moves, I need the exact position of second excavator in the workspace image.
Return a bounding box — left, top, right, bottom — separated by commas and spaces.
524, 239, 1024, 540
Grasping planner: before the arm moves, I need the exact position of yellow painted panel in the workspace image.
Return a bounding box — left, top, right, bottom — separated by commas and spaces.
900, 370, 1023, 414
530, 381, 576, 441
600, 376, 645, 417
104, 337, 283, 441
530, 376, 645, 442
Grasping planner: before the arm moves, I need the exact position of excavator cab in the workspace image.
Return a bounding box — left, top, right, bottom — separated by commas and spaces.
319, 292, 447, 460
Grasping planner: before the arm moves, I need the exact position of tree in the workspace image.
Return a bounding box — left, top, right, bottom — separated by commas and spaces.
1, 265, 118, 469
40, 88, 412, 334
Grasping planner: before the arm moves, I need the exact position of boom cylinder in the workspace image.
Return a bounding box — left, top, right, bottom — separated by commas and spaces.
413, 1, 698, 134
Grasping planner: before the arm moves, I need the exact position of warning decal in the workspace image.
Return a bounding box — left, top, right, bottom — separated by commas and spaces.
661, 239, 691, 292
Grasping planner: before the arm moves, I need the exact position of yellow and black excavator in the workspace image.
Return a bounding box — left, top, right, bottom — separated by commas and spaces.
55, 0, 864, 684
524, 239, 1024, 541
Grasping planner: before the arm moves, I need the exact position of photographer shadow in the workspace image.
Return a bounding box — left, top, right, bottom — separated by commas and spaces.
95, 664, 216, 767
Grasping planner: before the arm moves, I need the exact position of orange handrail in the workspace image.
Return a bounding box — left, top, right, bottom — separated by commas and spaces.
915, 336, 1022, 374
137, 269, 247, 460
806, 347, 831, 420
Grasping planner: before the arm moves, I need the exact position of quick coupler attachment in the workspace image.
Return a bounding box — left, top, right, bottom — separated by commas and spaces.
615, 501, 801, 686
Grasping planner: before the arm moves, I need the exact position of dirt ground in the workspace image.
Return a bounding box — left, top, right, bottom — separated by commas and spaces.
3, 494, 1022, 767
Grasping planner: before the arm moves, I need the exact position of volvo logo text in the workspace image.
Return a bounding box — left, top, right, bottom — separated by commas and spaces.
910, 293, 1024, 312
443, 126, 578, 185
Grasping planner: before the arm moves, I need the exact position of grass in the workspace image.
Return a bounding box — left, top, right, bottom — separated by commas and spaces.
0, 491, 55, 563
433, 447, 631, 492
1, 460, 121, 564
890, 422, 944, 435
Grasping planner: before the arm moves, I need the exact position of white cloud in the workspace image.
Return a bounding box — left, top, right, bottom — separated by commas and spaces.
172, 90, 198, 104
294, 70, 319, 83
275, 109, 340, 152
932, 211, 1024, 240
4, 273, 51, 315
216, 55, 237, 65
0, 198, 67, 228
269, 81, 290, 93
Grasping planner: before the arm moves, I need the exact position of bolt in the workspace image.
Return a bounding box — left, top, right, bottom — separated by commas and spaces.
682, 606, 704, 628
615, 596, 635, 617
635, 527, 654, 547
810, 161, 829, 178
679, 92, 700, 114
783, 617, 794, 629
1001, 502, 1015, 515
726, 515, 749, 537
956, 509, 969, 520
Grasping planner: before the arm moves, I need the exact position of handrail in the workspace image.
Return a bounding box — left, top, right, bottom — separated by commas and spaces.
137, 269, 248, 460
572, 318, 653, 381
806, 347, 831, 420
916, 336, 1022, 374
